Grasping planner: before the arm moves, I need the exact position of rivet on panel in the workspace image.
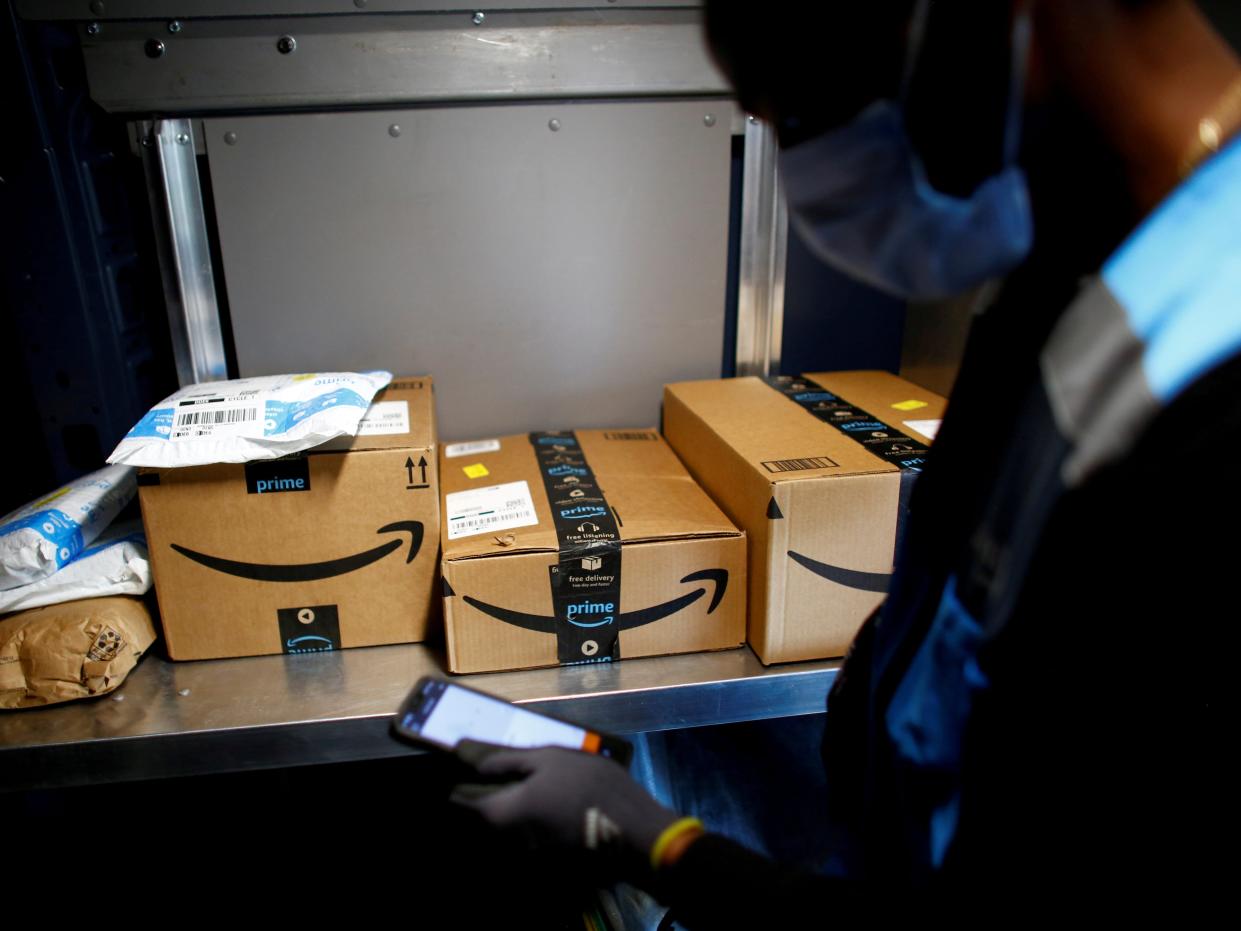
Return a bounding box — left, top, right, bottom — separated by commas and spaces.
167, 20, 182, 34
89, 0, 105, 14
472, 11, 485, 25
703, 113, 716, 127
388, 123, 401, 138
175, 132, 190, 145
145, 38, 166, 58
85, 22, 101, 36
277, 35, 297, 54
548, 118, 561, 132
223, 131, 238, 145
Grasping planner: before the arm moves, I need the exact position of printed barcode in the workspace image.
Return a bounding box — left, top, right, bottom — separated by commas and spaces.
175, 407, 257, 427
762, 456, 839, 473
455, 509, 534, 529
603, 431, 657, 441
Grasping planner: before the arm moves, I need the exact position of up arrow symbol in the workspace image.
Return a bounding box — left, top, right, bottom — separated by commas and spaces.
405, 456, 430, 489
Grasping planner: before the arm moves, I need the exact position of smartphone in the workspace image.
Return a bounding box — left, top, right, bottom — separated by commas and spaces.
393, 676, 632, 766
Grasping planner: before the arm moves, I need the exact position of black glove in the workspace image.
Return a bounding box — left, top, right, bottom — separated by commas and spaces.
452, 741, 682, 880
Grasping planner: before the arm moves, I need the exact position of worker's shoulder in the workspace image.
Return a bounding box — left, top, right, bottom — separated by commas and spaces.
1126, 348, 1241, 485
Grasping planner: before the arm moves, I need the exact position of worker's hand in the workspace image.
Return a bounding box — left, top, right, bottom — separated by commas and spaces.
451, 740, 682, 879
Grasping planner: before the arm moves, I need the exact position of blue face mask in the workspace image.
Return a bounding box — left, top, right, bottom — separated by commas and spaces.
777, 10, 1034, 301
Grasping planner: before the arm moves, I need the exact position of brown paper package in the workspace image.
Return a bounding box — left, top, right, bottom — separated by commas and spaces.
0, 595, 157, 709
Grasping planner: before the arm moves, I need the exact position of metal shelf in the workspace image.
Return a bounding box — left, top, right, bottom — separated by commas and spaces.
0, 643, 836, 792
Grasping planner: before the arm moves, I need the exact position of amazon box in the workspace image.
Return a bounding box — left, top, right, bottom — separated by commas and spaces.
439, 430, 746, 674
138, 377, 439, 660
664, 371, 945, 664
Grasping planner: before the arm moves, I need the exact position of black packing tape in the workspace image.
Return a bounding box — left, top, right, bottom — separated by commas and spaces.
278, 604, 341, 654
529, 432, 623, 665
763, 375, 930, 472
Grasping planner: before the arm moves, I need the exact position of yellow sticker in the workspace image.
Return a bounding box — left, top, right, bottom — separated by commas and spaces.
892, 399, 928, 412
33, 486, 72, 507
463, 463, 490, 479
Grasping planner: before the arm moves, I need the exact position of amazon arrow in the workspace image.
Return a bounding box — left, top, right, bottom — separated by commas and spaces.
171, 521, 424, 582
461, 569, 729, 635
787, 550, 890, 593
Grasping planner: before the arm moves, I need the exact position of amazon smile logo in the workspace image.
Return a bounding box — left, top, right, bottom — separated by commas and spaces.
787, 551, 890, 593
286, 634, 334, 650
460, 569, 729, 634
171, 521, 423, 582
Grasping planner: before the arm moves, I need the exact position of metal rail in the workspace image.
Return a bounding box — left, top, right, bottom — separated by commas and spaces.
0, 643, 836, 791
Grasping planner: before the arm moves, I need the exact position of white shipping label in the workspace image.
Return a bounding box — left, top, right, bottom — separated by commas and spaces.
170, 400, 263, 441
356, 400, 410, 436
904, 419, 942, 441
446, 480, 539, 540
445, 439, 501, 459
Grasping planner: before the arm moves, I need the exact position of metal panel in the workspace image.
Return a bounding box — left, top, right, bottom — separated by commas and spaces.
0, 644, 837, 790
68, 9, 728, 113
17, 1, 696, 19
780, 221, 907, 379
735, 116, 787, 376
204, 100, 734, 440
139, 118, 228, 386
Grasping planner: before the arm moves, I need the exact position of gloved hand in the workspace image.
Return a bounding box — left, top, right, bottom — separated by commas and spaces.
451, 741, 687, 880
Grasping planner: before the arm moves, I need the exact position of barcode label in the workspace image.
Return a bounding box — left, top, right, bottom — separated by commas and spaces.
175, 408, 257, 427
170, 402, 262, 440
356, 400, 410, 436
603, 431, 657, 441
446, 480, 539, 540
445, 438, 502, 458
451, 509, 537, 535
762, 456, 839, 473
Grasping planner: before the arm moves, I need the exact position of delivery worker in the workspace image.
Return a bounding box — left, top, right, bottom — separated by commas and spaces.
453, 1, 1234, 921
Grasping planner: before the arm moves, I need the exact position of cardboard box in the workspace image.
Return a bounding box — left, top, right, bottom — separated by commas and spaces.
663, 371, 946, 664
138, 377, 439, 660
439, 429, 746, 674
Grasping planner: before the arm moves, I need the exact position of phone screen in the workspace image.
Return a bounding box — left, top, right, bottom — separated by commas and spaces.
402, 679, 601, 753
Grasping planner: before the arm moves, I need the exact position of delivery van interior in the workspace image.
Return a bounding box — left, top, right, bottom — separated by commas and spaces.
3, 2, 1234, 923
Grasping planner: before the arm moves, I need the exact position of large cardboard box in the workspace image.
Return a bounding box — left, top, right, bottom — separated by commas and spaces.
440, 429, 746, 674
663, 371, 946, 664
138, 377, 439, 660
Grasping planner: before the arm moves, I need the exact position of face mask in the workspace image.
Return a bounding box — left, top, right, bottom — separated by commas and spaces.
777, 8, 1034, 302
